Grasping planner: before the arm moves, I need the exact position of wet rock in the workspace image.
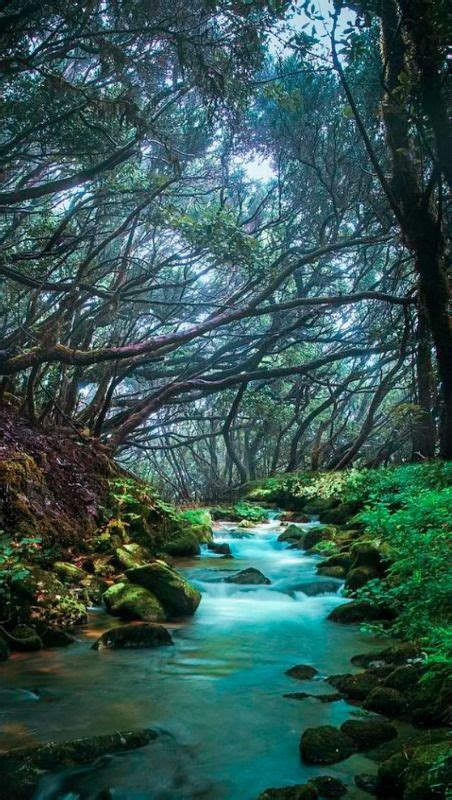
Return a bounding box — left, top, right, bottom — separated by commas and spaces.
224, 567, 271, 585
328, 671, 380, 700
321, 502, 361, 525
80, 574, 109, 605
280, 513, 310, 523
317, 566, 346, 579
283, 692, 343, 702
350, 543, 384, 571
345, 566, 379, 591
115, 543, 152, 570
340, 719, 397, 751
404, 742, 451, 800
319, 552, 353, 570
0, 635, 10, 661
328, 601, 394, 624
257, 784, 318, 800
7, 624, 42, 651
309, 775, 347, 797
383, 664, 425, 691
92, 622, 173, 650
207, 542, 232, 555
363, 686, 407, 717
286, 664, 318, 680
299, 725, 356, 764
303, 526, 337, 551
41, 629, 75, 647
0, 728, 159, 800
376, 751, 409, 797
126, 561, 201, 617
354, 774, 377, 794
294, 579, 341, 596
103, 581, 166, 622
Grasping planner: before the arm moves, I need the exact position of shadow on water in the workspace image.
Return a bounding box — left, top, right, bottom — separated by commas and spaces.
0, 515, 388, 799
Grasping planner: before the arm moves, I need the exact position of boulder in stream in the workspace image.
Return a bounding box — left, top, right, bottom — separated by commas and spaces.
328, 600, 394, 624
0, 728, 159, 800
278, 524, 305, 543
126, 561, 201, 616
299, 725, 356, 764
92, 622, 173, 650
103, 581, 166, 621
256, 784, 318, 800
224, 567, 271, 585
340, 719, 398, 751
207, 542, 232, 555
285, 664, 318, 680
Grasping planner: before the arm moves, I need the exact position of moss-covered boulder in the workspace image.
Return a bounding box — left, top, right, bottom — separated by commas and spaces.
384, 664, 425, 691
351, 643, 421, 668
321, 503, 361, 525
328, 600, 394, 624
345, 566, 379, 591
9, 565, 87, 630
0, 728, 159, 800
320, 552, 353, 570
224, 567, 271, 585
0, 635, 10, 661
6, 624, 42, 651
309, 776, 347, 798
299, 725, 356, 764
278, 524, 306, 542
317, 565, 346, 579
340, 719, 397, 751
115, 543, 153, 570
328, 671, 380, 700
126, 561, 201, 617
92, 622, 173, 650
161, 530, 200, 557
363, 686, 407, 717
103, 581, 166, 622
376, 751, 410, 797
286, 664, 318, 680
256, 785, 318, 800
301, 498, 340, 515
404, 742, 451, 800
303, 526, 337, 551
53, 562, 88, 584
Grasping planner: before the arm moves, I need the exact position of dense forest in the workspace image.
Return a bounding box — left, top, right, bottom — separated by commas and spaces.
0, 3, 450, 800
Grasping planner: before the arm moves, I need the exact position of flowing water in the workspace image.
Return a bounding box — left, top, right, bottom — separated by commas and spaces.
0, 515, 386, 799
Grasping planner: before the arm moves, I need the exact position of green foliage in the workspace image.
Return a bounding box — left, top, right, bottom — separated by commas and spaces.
233, 501, 267, 522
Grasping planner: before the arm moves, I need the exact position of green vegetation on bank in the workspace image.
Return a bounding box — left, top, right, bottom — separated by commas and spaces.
249, 462, 451, 656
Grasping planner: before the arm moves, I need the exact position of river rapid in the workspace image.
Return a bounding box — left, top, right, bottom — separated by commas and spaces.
0, 514, 387, 799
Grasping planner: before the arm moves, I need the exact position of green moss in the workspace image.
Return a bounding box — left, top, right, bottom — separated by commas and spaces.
103, 582, 166, 621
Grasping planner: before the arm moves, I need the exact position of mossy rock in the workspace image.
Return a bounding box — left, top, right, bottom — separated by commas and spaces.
383, 664, 425, 691
351, 643, 421, 668
10, 565, 87, 630
340, 719, 397, 751
309, 775, 347, 797
53, 562, 88, 584
328, 671, 380, 700
328, 600, 394, 624
0, 635, 10, 661
345, 566, 379, 592
103, 582, 166, 622
256, 784, 318, 800
278, 524, 305, 542
376, 751, 410, 797
299, 725, 356, 764
321, 503, 361, 525
404, 742, 451, 800
224, 567, 271, 585
92, 622, 173, 650
406, 665, 451, 727
301, 498, 340, 515
115, 543, 153, 570
363, 686, 407, 717
303, 526, 337, 551
286, 664, 318, 680
126, 561, 201, 617
7, 624, 42, 652
350, 542, 384, 571
161, 531, 200, 557
320, 552, 353, 570
317, 565, 346, 579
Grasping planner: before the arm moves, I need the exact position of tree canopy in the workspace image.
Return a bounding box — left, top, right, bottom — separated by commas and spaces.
0, 0, 450, 498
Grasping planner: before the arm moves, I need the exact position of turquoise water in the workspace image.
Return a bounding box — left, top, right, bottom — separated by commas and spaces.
0, 516, 384, 799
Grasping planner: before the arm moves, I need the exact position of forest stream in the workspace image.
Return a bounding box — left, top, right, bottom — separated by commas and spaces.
0, 512, 388, 800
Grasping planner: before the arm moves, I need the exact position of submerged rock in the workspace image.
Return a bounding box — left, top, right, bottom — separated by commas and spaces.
0, 728, 159, 800
224, 567, 271, 585
340, 719, 397, 751
283, 691, 343, 703
126, 561, 201, 616
285, 664, 318, 680
300, 725, 356, 764
92, 622, 173, 650
103, 581, 166, 621
256, 785, 318, 800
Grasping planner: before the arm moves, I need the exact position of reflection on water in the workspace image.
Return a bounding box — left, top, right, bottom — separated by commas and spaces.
0, 516, 385, 799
